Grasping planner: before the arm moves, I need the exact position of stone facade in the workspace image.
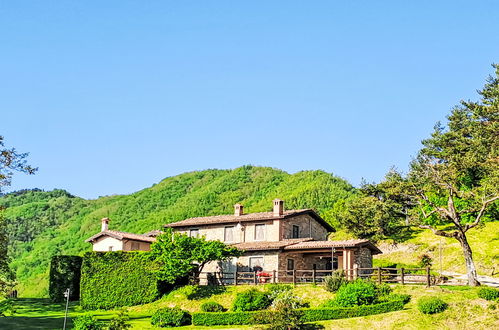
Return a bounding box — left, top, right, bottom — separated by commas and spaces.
280, 214, 328, 240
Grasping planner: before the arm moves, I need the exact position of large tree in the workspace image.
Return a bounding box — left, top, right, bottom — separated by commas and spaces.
0, 135, 37, 297
148, 229, 243, 284
404, 65, 499, 286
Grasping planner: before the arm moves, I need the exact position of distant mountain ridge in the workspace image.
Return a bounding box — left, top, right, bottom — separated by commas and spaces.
0, 165, 356, 297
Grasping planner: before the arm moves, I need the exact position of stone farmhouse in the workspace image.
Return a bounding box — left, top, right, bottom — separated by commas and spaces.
86, 199, 381, 281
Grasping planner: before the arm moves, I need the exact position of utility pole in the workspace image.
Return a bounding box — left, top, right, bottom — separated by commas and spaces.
63, 288, 70, 330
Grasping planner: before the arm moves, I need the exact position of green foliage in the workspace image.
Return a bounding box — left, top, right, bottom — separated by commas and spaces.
148, 229, 242, 284
80, 252, 161, 310
0, 167, 355, 296
263, 290, 306, 330
48, 255, 82, 302
375, 283, 392, 297
417, 296, 448, 314
192, 295, 409, 326
108, 309, 132, 330
265, 283, 292, 300
200, 301, 225, 312
232, 288, 271, 311
150, 307, 191, 327
72, 314, 103, 330
477, 287, 499, 301
331, 279, 379, 307
323, 270, 348, 293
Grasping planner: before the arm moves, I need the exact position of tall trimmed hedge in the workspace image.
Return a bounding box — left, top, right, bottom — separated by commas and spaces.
49, 255, 82, 302
80, 251, 161, 310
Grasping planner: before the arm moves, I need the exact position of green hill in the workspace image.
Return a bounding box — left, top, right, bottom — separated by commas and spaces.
0, 166, 355, 297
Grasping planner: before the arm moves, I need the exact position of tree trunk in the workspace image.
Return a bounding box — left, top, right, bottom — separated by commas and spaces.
456, 231, 480, 286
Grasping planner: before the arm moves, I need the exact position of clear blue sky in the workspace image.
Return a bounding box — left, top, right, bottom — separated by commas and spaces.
2, 1, 498, 199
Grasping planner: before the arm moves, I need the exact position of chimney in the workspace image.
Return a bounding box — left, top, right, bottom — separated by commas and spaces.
273, 199, 284, 216
101, 217, 110, 231
234, 203, 244, 216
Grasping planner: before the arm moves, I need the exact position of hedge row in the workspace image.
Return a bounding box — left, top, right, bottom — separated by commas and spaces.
49, 255, 82, 302
80, 251, 161, 310
192, 297, 407, 326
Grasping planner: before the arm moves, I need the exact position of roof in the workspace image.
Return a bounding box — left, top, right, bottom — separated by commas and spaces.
284, 239, 382, 254
164, 209, 334, 232
230, 238, 381, 254
85, 230, 157, 243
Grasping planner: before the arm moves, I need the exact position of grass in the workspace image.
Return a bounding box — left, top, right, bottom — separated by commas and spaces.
1, 284, 497, 329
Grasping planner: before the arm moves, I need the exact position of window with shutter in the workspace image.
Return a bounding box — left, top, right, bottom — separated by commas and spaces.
224, 226, 234, 242
255, 224, 265, 241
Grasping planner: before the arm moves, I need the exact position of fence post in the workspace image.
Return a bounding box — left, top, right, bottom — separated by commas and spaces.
426, 267, 431, 287
234, 270, 238, 286
293, 270, 296, 286
312, 269, 316, 285
377, 267, 382, 284
401, 267, 405, 285
273, 270, 276, 283
254, 270, 258, 285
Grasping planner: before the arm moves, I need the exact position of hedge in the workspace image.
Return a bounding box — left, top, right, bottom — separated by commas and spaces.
80, 251, 162, 310
49, 255, 82, 302
192, 296, 407, 326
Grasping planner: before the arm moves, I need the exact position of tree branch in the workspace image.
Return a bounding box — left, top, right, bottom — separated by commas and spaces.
419, 225, 458, 238
465, 196, 499, 231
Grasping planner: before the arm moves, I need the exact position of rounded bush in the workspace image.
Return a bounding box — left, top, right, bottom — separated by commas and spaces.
477, 287, 499, 301
200, 301, 225, 312
324, 270, 348, 293
417, 296, 448, 314
73, 314, 103, 330
333, 279, 378, 307
150, 307, 191, 327
232, 288, 271, 311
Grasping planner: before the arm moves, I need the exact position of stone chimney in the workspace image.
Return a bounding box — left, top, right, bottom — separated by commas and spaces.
234, 203, 244, 216
101, 217, 110, 231
273, 199, 284, 216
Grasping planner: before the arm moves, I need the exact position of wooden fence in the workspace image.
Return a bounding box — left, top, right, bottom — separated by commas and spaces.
197, 267, 434, 287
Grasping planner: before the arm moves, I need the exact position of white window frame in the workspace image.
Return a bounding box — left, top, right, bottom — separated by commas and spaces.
249, 256, 265, 270
224, 226, 235, 242
254, 223, 266, 241
189, 228, 200, 238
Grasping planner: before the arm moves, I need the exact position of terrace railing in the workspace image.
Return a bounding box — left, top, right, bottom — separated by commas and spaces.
197, 267, 434, 287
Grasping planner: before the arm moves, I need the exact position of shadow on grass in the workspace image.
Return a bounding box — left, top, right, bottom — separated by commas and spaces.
186, 285, 227, 300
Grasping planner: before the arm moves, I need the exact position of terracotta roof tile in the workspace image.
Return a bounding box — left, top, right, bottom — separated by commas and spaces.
163, 209, 334, 232
85, 230, 157, 243
284, 239, 382, 254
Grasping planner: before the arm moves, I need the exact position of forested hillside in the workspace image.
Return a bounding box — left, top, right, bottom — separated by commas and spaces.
0, 166, 356, 297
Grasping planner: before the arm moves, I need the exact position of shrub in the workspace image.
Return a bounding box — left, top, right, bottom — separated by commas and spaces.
477, 287, 499, 301
375, 283, 392, 297
192, 311, 270, 326
232, 288, 271, 311
108, 310, 131, 330
418, 254, 433, 268
200, 301, 225, 312
49, 255, 82, 302
80, 252, 163, 310
386, 293, 411, 304
266, 284, 292, 300
263, 291, 306, 330
417, 296, 448, 314
333, 279, 378, 307
150, 307, 191, 327
72, 314, 103, 330
324, 270, 348, 292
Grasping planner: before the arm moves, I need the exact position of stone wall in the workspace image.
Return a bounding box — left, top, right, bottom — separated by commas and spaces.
354, 247, 372, 274
280, 214, 328, 240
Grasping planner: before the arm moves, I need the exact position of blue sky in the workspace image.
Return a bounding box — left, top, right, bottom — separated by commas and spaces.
1, 1, 498, 199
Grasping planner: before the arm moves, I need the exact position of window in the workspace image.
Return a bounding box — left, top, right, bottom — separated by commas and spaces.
292, 225, 300, 238
131, 241, 140, 250
108, 246, 113, 252
249, 257, 264, 271
255, 224, 265, 241
189, 229, 199, 238
287, 258, 295, 270
224, 226, 234, 242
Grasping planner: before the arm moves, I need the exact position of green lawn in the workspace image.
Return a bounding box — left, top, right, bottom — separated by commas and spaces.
1, 285, 498, 329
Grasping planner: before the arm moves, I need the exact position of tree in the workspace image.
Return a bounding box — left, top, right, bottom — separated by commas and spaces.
148, 229, 243, 284
403, 65, 499, 286
0, 135, 37, 297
